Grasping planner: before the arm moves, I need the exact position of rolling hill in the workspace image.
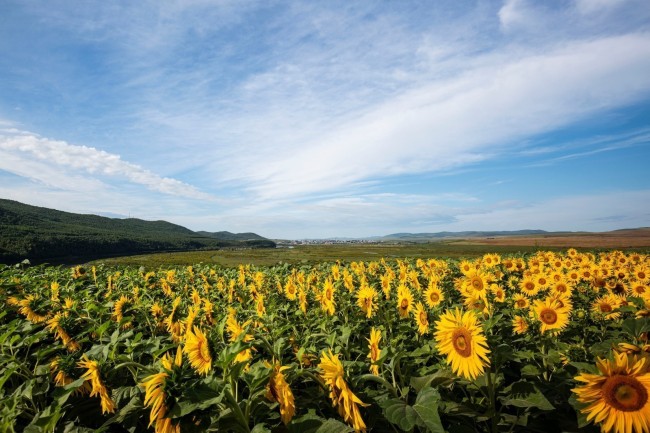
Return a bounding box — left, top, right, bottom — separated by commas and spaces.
0, 199, 275, 264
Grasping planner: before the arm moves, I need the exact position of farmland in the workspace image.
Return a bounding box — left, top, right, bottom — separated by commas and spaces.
2, 248, 650, 432
88, 229, 650, 268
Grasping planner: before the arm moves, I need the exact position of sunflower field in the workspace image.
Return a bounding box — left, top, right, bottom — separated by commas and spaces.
1, 249, 650, 433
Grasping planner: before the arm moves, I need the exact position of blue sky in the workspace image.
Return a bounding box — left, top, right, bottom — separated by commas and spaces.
1, 0, 649, 239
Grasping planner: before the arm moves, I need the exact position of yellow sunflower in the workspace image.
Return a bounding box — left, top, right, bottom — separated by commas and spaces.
512, 315, 528, 335
573, 352, 650, 433
367, 328, 381, 376
78, 356, 116, 414
532, 298, 570, 334
317, 279, 337, 316
461, 269, 492, 301
318, 350, 368, 432
512, 293, 530, 310
413, 302, 429, 335
183, 326, 212, 375
434, 308, 490, 380
397, 284, 413, 318
424, 283, 444, 308
519, 277, 540, 297
380, 272, 393, 300
592, 294, 622, 321
356, 285, 378, 319
266, 363, 296, 425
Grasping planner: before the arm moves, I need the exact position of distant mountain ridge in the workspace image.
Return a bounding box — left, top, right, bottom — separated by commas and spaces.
196, 231, 267, 241
377, 230, 553, 240
0, 199, 274, 264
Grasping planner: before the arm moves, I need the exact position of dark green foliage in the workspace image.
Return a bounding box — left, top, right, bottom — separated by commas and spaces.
0, 199, 275, 264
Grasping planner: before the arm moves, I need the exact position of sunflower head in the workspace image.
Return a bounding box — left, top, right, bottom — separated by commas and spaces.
573, 352, 650, 433
183, 326, 212, 375
532, 296, 571, 334
434, 308, 490, 380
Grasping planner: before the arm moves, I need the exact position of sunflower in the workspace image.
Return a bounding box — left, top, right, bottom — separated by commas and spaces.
549, 292, 573, 311
142, 372, 175, 433
50, 281, 60, 302
634, 265, 650, 284
285, 279, 297, 300
512, 293, 529, 310
482, 253, 501, 268
51, 356, 91, 395
530, 272, 548, 289
256, 294, 266, 317
298, 288, 308, 314
592, 295, 622, 321
424, 283, 444, 308
461, 269, 492, 301
317, 279, 337, 316
397, 284, 413, 318
490, 284, 506, 303
266, 363, 296, 425
434, 308, 490, 380
319, 350, 368, 432
632, 283, 649, 298
356, 285, 378, 319
458, 260, 477, 276
519, 277, 540, 297
512, 315, 528, 335
573, 351, 650, 433
551, 279, 572, 297
17, 295, 49, 323
380, 272, 393, 300
532, 298, 570, 334
367, 328, 381, 376
463, 295, 489, 315
47, 313, 80, 352
183, 326, 212, 375
78, 356, 116, 414
413, 302, 429, 335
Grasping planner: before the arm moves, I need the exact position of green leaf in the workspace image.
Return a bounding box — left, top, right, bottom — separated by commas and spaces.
53, 377, 87, 406
569, 394, 591, 429
520, 364, 540, 377
499, 381, 554, 411
251, 423, 271, 433
380, 398, 418, 431
314, 419, 354, 433
622, 317, 650, 338
0, 365, 18, 390
169, 382, 223, 418
413, 387, 445, 433
410, 369, 454, 393
287, 413, 328, 433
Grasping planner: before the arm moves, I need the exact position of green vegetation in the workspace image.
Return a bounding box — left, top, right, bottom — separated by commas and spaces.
91, 242, 572, 267
0, 199, 275, 264
2, 250, 649, 432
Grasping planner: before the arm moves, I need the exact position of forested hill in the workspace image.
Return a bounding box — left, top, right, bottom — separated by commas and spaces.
0, 199, 275, 264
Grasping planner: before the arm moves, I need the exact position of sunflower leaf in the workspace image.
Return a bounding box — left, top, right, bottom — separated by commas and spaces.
499, 381, 554, 411
413, 387, 445, 433
379, 398, 418, 430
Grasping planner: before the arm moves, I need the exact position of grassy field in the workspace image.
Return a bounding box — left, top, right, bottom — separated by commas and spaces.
87, 240, 649, 267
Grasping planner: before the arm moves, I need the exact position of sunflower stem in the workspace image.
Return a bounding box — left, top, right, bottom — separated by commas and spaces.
486, 370, 498, 433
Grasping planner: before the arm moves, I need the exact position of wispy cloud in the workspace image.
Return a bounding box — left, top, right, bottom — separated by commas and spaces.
0, 132, 213, 200
223, 32, 650, 200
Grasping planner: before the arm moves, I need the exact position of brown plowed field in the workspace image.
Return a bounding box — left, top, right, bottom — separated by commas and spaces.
456, 228, 650, 248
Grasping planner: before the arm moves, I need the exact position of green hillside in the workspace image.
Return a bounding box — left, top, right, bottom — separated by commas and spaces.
0, 199, 275, 264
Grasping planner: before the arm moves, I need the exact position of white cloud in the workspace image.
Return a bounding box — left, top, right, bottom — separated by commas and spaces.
227, 32, 650, 200
498, 0, 534, 31
0, 132, 213, 200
